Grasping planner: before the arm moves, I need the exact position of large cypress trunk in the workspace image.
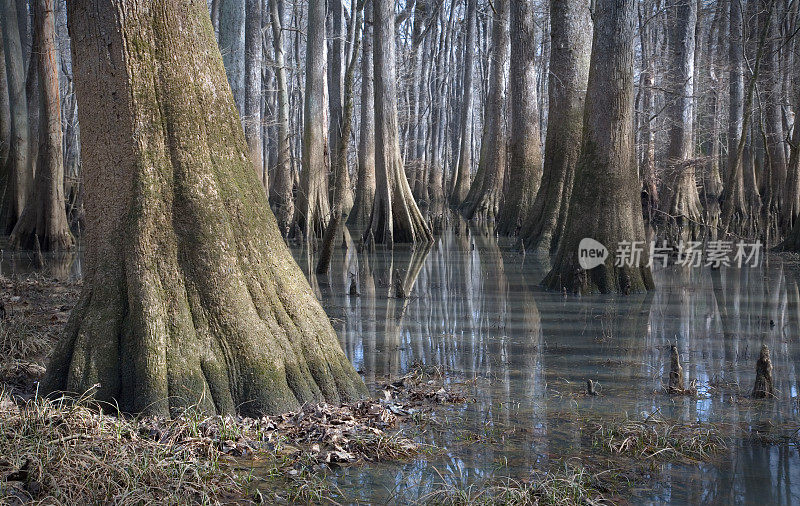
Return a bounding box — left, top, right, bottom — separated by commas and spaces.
495, 0, 542, 236
10, 0, 74, 252
542, 0, 654, 295
43, 0, 367, 417
460, 0, 509, 222
519, 0, 591, 262
366, 0, 432, 245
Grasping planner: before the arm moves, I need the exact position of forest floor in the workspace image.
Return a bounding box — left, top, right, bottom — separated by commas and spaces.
0, 275, 467, 504
1, 274, 797, 504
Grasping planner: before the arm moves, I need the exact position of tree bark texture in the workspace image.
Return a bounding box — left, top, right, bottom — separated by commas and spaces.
542, 0, 654, 294
519, 0, 591, 262
10, 0, 74, 251
449, 0, 476, 208
0, 0, 32, 233
366, 0, 432, 245
460, 0, 509, 222
296, 0, 331, 239
348, 0, 375, 230
496, 0, 542, 235
43, 0, 367, 416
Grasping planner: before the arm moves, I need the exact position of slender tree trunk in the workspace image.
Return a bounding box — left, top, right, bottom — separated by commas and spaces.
296, 0, 331, 239
407, 0, 428, 169
450, 0, 476, 208
244, 0, 263, 183
721, 0, 774, 236
1, 0, 31, 233
460, 0, 509, 222
543, 0, 654, 295
10, 0, 73, 251
783, 23, 800, 231
702, 0, 725, 231
218, 0, 245, 115
496, 0, 542, 235
44, 0, 366, 416
348, 0, 375, 230
366, 0, 432, 245
664, 0, 702, 241
764, 1, 786, 217
519, 0, 591, 262
317, 0, 362, 274
269, 0, 293, 235
210, 0, 221, 35
638, 0, 658, 220
0, 30, 9, 171
327, 0, 353, 218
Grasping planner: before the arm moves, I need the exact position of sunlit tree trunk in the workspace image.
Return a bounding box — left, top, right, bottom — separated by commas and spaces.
317, 0, 362, 274
44, 0, 366, 416
519, 0, 591, 262
664, 0, 702, 241
449, 0, 476, 208
543, 0, 654, 294
327, 0, 353, 217
296, 0, 331, 239
244, 0, 263, 183
268, 0, 293, 235
348, 0, 375, 230
218, 0, 245, 115
10, 0, 73, 251
496, 0, 542, 235
460, 0, 509, 222
366, 0, 432, 245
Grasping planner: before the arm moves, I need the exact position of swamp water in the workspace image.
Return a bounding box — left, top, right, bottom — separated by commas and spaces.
291, 227, 800, 505
4, 228, 800, 504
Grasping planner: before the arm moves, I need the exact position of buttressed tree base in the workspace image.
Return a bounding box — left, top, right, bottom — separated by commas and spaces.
43, 0, 367, 417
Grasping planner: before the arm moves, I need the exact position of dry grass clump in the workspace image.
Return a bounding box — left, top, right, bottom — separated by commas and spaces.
0, 391, 425, 505
0, 392, 244, 505
589, 416, 726, 462
0, 315, 50, 362
419, 461, 611, 505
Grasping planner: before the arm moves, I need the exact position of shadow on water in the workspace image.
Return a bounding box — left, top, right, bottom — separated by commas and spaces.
291, 223, 800, 505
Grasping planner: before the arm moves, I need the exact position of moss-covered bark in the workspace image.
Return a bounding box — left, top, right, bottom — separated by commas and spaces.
43, 0, 366, 417
542, 0, 654, 295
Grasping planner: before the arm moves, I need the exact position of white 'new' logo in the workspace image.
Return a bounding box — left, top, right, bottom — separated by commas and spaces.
578, 238, 608, 270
